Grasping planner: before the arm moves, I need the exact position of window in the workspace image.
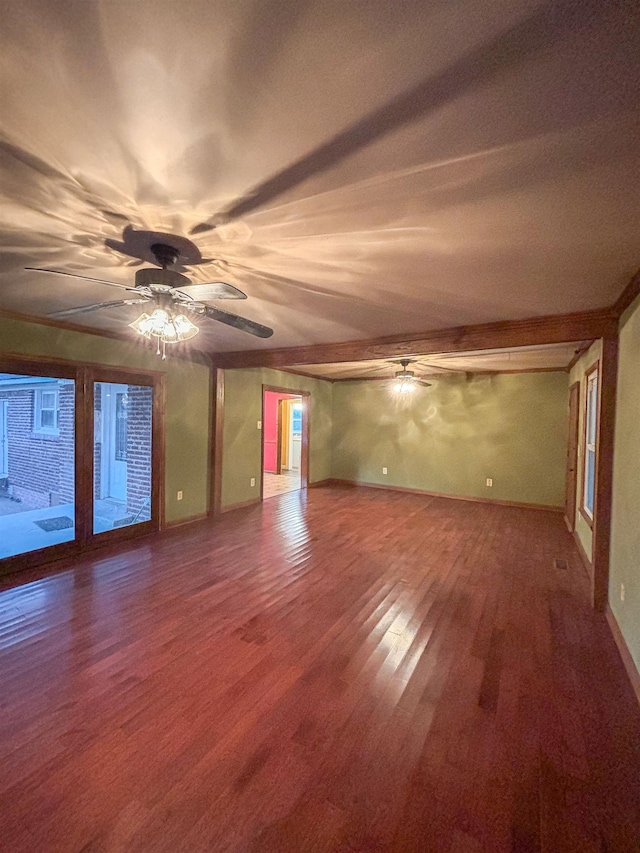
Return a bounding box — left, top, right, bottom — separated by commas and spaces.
34, 387, 60, 435
582, 365, 598, 521
292, 401, 303, 437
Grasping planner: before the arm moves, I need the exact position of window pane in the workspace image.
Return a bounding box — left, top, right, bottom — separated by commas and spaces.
588, 379, 598, 443
585, 448, 595, 515
41, 392, 56, 408
93, 382, 152, 534
0, 374, 75, 560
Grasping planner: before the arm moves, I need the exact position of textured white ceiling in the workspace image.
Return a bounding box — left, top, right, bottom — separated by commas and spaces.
290, 341, 588, 379
0, 0, 638, 352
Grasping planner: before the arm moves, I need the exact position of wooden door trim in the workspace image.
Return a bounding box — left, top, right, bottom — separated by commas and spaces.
591, 336, 618, 611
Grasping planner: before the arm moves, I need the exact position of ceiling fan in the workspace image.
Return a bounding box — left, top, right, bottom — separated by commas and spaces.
25, 239, 274, 356
389, 359, 433, 392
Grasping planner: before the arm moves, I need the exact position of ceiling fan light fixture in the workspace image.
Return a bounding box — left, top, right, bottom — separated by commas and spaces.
395, 376, 416, 393
171, 313, 200, 341
130, 307, 169, 339
130, 308, 199, 352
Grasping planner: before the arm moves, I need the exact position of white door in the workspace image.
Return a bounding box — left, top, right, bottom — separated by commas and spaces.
0, 401, 8, 479
290, 402, 302, 471
101, 383, 128, 501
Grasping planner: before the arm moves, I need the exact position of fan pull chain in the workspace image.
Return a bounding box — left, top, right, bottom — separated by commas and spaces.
162, 339, 167, 360
156, 338, 161, 357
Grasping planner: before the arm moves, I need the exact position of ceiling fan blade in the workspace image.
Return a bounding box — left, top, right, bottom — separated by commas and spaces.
199, 305, 273, 338
174, 282, 247, 301
416, 379, 433, 388
25, 267, 139, 292
48, 298, 149, 318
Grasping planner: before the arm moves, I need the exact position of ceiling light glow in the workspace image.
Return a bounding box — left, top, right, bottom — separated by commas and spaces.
395, 377, 416, 393
130, 307, 199, 358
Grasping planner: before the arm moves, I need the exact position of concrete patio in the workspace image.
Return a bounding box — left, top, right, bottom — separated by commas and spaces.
0, 498, 141, 560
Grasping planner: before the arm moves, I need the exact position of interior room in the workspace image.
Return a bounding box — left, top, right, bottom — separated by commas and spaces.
1, 1, 639, 850
261, 389, 305, 500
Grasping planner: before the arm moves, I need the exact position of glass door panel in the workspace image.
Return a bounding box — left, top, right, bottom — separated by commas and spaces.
0, 373, 75, 559
93, 382, 153, 534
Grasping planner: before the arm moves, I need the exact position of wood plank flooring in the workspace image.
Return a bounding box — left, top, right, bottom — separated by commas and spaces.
1, 485, 639, 852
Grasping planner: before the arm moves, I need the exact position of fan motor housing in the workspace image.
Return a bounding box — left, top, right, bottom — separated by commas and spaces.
135, 267, 191, 291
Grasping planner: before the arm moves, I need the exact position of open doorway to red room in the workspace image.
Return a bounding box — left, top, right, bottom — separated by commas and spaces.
261, 386, 309, 500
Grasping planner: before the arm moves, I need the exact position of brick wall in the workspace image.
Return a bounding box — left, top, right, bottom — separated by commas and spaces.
94, 387, 102, 500
125, 385, 152, 521
58, 383, 75, 503
0, 379, 151, 518
0, 381, 75, 509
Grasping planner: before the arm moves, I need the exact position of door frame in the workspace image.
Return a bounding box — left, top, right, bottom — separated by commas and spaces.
275, 399, 284, 475
564, 381, 580, 531
0, 354, 165, 578
261, 385, 310, 501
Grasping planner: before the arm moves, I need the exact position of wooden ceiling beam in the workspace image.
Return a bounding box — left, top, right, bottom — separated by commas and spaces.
613, 269, 640, 319
210, 308, 615, 369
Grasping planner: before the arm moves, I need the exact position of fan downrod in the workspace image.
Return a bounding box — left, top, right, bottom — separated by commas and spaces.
151, 243, 180, 269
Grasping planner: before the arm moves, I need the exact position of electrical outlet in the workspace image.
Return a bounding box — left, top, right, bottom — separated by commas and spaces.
177, 490, 183, 501
486, 478, 493, 487
257, 420, 262, 430
382, 467, 388, 475
621, 583, 625, 602
250, 478, 256, 487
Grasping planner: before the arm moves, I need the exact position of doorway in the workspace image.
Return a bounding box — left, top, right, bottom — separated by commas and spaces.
261, 386, 309, 501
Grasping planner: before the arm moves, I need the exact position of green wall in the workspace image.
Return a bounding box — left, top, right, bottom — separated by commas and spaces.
568, 339, 602, 562
0, 315, 211, 523
221, 368, 333, 508
610, 295, 640, 672
331, 371, 569, 507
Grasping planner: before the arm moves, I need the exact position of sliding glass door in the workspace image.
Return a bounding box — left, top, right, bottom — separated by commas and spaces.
0, 358, 162, 576
93, 381, 154, 535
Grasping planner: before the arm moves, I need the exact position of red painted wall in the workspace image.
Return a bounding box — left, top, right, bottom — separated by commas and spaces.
263, 391, 297, 472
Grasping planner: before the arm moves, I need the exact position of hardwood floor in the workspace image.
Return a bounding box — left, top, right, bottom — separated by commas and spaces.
1, 486, 639, 852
